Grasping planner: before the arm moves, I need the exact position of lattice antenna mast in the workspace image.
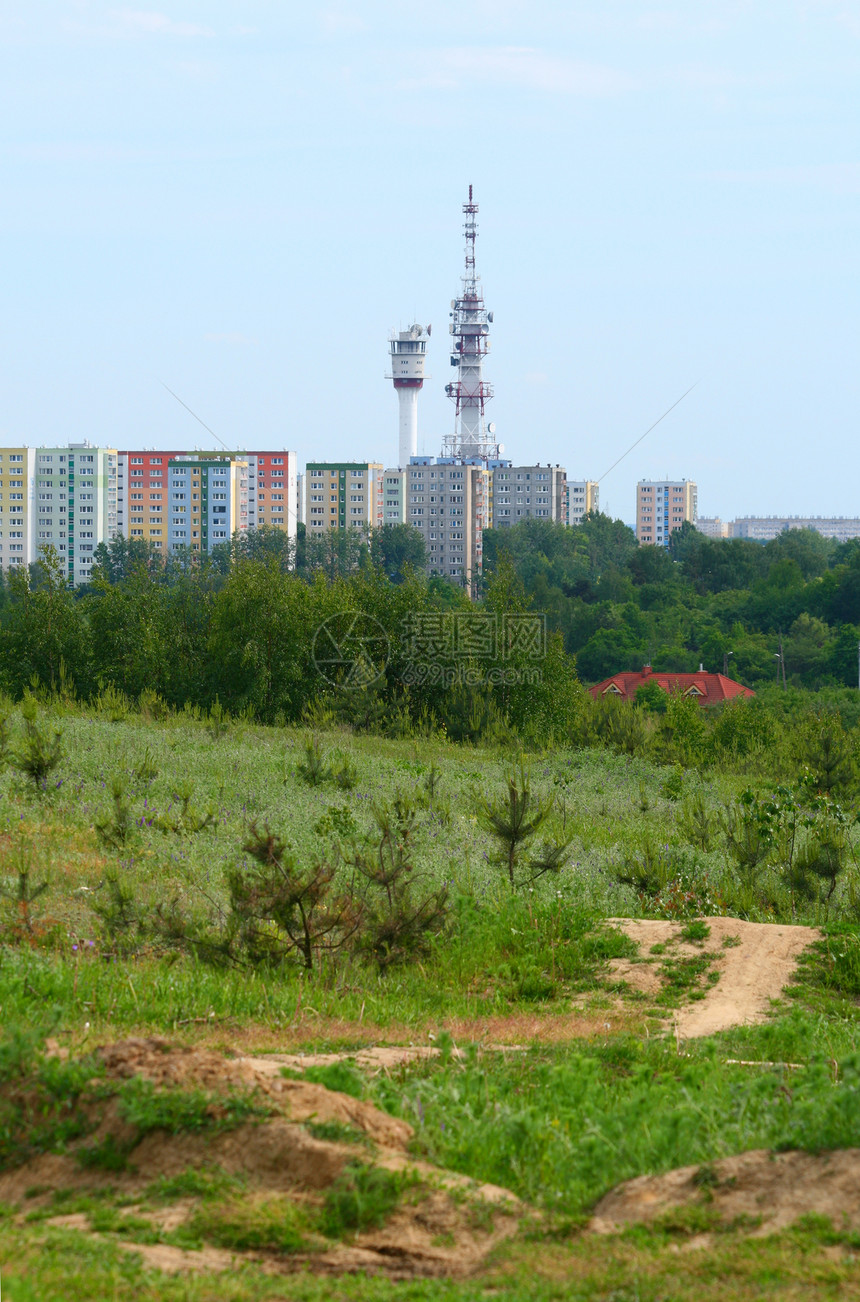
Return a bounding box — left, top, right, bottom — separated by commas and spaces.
444, 185, 496, 459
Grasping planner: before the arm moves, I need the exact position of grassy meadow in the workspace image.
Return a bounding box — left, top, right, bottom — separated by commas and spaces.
2, 694, 860, 1298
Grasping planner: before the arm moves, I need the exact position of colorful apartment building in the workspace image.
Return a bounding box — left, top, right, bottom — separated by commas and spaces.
117, 450, 296, 553
0, 446, 36, 574
303, 463, 384, 532
636, 479, 697, 547
244, 452, 296, 537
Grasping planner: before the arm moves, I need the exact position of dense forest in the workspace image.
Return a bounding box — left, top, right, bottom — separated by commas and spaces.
483, 515, 860, 689
0, 515, 859, 735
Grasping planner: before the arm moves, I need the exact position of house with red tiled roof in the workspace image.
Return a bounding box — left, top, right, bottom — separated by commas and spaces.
588, 664, 754, 705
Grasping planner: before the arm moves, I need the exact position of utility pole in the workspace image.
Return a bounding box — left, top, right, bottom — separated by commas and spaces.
779, 632, 787, 689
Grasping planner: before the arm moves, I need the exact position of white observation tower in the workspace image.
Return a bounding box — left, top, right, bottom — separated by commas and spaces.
388, 323, 430, 467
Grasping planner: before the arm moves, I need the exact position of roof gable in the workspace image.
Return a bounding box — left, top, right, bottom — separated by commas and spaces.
588, 666, 754, 703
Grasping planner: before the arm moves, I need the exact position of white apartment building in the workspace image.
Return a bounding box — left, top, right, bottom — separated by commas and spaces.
35, 443, 118, 584
695, 516, 860, 543
565, 480, 599, 526
383, 469, 407, 524
696, 517, 731, 538
732, 517, 860, 543
491, 465, 566, 526
636, 480, 697, 547
406, 458, 489, 592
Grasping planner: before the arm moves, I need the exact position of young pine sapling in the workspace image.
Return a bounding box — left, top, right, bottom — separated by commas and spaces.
15, 698, 63, 789
0, 829, 50, 939
479, 762, 572, 892
228, 823, 358, 972
95, 774, 139, 851
350, 792, 448, 971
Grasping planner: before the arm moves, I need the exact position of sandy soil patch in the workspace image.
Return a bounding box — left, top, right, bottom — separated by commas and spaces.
607, 917, 819, 1038
592, 1148, 860, 1238
2, 1038, 519, 1281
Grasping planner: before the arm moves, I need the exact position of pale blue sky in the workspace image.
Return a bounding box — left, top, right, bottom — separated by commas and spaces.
1, 2, 858, 521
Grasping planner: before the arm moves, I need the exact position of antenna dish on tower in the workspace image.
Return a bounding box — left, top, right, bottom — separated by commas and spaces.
443, 185, 497, 460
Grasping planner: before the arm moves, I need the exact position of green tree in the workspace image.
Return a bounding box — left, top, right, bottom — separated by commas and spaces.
0, 547, 92, 696
370, 524, 426, 581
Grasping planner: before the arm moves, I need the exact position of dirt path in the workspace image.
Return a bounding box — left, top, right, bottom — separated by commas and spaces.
608, 917, 819, 1038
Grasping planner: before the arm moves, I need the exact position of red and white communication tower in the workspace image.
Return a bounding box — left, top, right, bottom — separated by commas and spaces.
444, 185, 498, 459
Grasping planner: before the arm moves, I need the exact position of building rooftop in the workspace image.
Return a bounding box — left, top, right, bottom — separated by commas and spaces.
588, 665, 754, 704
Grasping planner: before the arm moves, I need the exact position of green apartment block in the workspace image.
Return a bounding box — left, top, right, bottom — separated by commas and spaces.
35, 443, 117, 584
304, 462, 383, 533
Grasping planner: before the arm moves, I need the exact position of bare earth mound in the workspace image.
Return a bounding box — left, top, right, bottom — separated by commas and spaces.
607, 917, 819, 1037
592, 1148, 860, 1238
1, 1038, 519, 1280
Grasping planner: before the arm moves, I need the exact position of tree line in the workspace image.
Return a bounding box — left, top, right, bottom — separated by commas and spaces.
0, 532, 578, 740
483, 515, 860, 689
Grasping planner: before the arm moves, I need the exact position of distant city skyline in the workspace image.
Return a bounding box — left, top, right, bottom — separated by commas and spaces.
1, 4, 858, 522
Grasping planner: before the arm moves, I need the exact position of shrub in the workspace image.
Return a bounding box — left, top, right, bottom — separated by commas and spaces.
0, 831, 51, 941
156, 780, 216, 835
296, 734, 331, 786
92, 869, 143, 953
206, 699, 230, 741
786, 821, 849, 918
677, 791, 717, 852
132, 746, 159, 784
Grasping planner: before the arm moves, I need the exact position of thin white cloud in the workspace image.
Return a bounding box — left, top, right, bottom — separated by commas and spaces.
703, 163, 860, 194
109, 10, 214, 37
633, 9, 739, 35
398, 46, 635, 96
672, 63, 784, 91
4, 142, 237, 163
321, 10, 367, 36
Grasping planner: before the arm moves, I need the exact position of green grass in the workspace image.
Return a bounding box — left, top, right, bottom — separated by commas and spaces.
3, 1217, 860, 1300
320, 1163, 410, 1238
1, 705, 860, 1297
190, 1195, 314, 1253
363, 1032, 860, 1215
